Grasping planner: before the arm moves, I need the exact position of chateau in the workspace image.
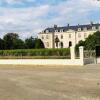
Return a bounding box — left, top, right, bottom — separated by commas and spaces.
38, 23, 100, 48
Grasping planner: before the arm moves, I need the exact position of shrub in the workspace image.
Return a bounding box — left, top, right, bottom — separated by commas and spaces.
0, 48, 70, 58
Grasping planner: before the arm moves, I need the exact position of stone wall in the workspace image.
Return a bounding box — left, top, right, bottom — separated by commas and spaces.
0, 46, 85, 66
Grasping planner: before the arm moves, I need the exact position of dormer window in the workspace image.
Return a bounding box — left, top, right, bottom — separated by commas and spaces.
60, 29, 63, 32
58, 30, 60, 32
46, 30, 49, 33
98, 26, 100, 30
92, 26, 96, 30
83, 27, 87, 31
55, 30, 58, 32
78, 28, 81, 31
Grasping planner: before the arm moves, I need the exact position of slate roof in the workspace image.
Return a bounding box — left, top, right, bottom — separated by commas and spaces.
43, 23, 100, 33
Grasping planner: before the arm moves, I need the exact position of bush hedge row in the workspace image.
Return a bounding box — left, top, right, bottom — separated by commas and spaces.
0, 48, 70, 57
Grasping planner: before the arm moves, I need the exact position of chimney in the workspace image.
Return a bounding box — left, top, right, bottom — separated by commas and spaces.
90, 21, 94, 26
67, 23, 70, 27
78, 24, 80, 27
54, 25, 57, 29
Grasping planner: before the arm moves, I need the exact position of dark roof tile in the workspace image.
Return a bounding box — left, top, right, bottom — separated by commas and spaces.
44, 24, 100, 33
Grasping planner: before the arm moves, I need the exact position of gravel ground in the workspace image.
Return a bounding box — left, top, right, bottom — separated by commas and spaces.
0, 64, 100, 100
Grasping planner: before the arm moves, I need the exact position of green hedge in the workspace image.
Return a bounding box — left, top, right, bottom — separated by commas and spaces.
0, 48, 70, 57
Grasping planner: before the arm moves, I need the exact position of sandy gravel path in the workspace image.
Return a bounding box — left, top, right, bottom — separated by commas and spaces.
0, 64, 100, 100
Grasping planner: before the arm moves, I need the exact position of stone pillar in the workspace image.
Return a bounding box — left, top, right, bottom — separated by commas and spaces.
70, 47, 75, 60
79, 46, 84, 60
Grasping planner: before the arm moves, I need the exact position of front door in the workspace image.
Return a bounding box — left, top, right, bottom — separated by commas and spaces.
69, 41, 72, 47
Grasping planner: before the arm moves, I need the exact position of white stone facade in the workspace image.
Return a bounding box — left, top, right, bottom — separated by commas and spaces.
38, 23, 100, 48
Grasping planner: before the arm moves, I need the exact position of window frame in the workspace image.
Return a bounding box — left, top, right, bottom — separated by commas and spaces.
78, 33, 81, 38
78, 28, 81, 31
69, 34, 71, 38
61, 35, 63, 39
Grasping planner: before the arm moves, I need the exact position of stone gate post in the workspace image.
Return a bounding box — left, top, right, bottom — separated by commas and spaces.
70, 47, 75, 60
79, 46, 84, 65
79, 46, 84, 59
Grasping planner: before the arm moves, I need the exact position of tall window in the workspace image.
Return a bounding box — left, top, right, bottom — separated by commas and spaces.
84, 33, 87, 38
61, 35, 63, 39
46, 35, 49, 39
78, 33, 81, 38
69, 41, 72, 47
60, 42, 63, 48
42, 36, 44, 39
69, 34, 71, 38
98, 26, 100, 30
58, 30, 60, 32
46, 42, 49, 47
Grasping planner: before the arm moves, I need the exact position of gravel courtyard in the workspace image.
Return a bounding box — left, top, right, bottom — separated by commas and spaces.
0, 64, 100, 100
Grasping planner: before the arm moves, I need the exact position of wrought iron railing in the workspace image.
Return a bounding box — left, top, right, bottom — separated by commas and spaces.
84, 50, 96, 58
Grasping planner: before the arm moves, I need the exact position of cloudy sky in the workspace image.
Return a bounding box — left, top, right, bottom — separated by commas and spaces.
0, 0, 100, 38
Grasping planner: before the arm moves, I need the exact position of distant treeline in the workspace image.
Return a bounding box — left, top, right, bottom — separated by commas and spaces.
0, 33, 44, 50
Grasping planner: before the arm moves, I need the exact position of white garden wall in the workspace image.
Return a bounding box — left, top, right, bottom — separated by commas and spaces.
84, 58, 95, 65
0, 59, 84, 66
0, 46, 95, 66
97, 57, 100, 64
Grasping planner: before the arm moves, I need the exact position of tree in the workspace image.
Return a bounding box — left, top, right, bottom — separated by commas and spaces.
3, 33, 25, 49
34, 38, 45, 49
13, 39, 25, 49
75, 31, 100, 50
25, 37, 35, 49
75, 40, 85, 51
2, 33, 45, 49
84, 31, 100, 50
0, 38, 4, 50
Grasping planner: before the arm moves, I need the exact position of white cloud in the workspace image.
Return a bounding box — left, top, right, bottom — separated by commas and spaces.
5, 0, 22, 4
0, 0, 35, 5
47, 0, 100, 25
0, 5, 50, 38
0, 0, 100, 38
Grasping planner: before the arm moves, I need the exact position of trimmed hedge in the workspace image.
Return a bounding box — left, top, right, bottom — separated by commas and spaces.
0, 56, 69, 59
0, 48, 70, 58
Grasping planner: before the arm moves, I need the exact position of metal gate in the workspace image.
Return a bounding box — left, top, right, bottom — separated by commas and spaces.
83, 50, 96, 65
84, 50, 96, 58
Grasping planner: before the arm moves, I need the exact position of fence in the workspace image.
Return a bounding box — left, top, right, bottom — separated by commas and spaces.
0, 47, 84, 66
84, 50, 96, 58
0, 46, 96, 66
83, 50, 96, 65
